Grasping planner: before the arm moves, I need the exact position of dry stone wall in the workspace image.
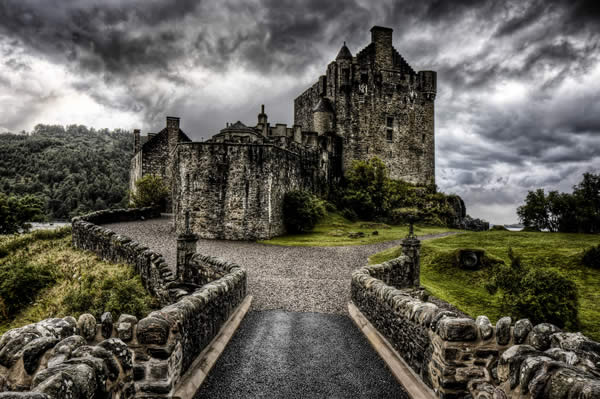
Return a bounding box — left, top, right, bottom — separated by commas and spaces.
0, 209, 248, 398
352, 257, 600, 399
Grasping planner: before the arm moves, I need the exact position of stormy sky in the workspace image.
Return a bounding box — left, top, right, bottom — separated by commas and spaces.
1, 0, 599, 224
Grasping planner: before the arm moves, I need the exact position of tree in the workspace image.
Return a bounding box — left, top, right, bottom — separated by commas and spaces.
0, 194, 45, 234
129, 175, 169, 210
517, 189, 549, 231
573, 173, 600, 233
343, 157, 389, 219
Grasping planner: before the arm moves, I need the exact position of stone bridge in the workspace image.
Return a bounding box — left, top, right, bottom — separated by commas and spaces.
0, 209, 599, 398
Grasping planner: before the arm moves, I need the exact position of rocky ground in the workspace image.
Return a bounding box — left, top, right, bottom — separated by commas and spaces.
105, 215, 457, 314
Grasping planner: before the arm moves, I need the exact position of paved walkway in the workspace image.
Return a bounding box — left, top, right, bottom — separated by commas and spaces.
105, 216, 456, 314
194, 310, 409, 399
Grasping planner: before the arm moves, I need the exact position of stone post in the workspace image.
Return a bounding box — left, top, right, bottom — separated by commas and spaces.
176, 210, 197, 281
402, 216, 421, 287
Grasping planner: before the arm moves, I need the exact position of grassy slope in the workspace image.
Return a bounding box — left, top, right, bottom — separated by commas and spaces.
369, 230, 600, 340
0, 229, 158, 334
259, 212, 460, 247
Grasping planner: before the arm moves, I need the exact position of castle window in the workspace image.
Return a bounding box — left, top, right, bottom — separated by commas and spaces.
387, 129, 393, 142
361, 72, 368, 84
386, 117, 394, 128
422, 134, 426, 143
386, 117, 393, 142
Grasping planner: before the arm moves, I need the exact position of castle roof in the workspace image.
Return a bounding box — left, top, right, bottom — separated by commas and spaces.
313, 97, 334, 113
336, 42, 353, 60
218, 121, 259, 135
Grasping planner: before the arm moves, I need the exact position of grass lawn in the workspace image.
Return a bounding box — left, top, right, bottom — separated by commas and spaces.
0, 227, 158, 335
259, 212, 460, 247
369, 230, 600, 341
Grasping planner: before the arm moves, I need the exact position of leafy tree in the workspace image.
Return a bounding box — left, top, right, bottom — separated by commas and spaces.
129, 174, 169, 210
517, 173, 600, 233
517, 189, 549, 231
486, 249, 579, 329
342, 158, 389, 219
283, 190, 326, 233
0, 194, 45, 234
0, 124, 131, 220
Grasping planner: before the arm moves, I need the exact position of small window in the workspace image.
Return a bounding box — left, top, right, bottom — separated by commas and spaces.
422, 134, 426, 143
386, 129, 393, 142
386, 117, 394, 128
361, 72, 368, 84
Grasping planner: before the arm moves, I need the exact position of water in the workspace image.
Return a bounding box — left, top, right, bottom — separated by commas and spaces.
28, 221, 70, 231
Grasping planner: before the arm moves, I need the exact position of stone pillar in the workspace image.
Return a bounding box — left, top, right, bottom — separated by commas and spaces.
176, 211, 197, 281
401, 218, 421, 287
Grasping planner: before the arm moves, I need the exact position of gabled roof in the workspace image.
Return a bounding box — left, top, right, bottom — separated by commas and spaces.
141, 127, 191, 150
217, 121, 259, 136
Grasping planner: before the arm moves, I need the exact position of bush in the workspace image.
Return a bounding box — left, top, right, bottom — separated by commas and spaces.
282, 191, 326, 233
129, 175, 169, 210
486, 249, 579, 329
340, 208, 358, 222
491, 225, 509, 231
0, 258, 57, 319
582, 244, 600, 269
62, 267, 155, 320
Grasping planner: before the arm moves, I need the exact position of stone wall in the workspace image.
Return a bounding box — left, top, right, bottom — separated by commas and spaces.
173, 142, 324, 240
351, 256, 600, 399
0, 209, 250, 398
71, 207, 175, 305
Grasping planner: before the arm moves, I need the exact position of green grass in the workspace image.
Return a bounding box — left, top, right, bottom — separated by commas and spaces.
259, 212, 460, 247
369, 230, 600, 340
0, 228, 158, 334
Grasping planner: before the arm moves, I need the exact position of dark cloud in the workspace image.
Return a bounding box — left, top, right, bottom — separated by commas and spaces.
0, 0, 599, 223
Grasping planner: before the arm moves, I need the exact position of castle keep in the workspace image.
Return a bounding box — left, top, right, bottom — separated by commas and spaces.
130, 26, 437, 240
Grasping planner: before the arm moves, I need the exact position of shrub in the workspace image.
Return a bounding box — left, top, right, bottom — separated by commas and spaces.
62, 267, 155, 320
486, 249, 579, 329
582, 244, 600, 269
129, 174, 169, 210
491, 225, 509, 231
282, 191, 326, 233
0, 258, 57, 320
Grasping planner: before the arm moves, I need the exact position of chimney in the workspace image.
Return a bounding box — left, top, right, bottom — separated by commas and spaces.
370, 26, 393, 69
133, 129, 140, 154
258, 104, 268, 126
166, 116, 180, 152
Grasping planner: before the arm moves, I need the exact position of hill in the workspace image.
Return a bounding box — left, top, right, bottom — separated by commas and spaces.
0, 124, 131, 220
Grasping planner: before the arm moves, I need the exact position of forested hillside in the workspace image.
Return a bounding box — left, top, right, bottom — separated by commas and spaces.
0, 124, 131, 220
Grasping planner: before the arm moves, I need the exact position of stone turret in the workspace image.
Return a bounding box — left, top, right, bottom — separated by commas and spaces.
313, 98, 334, 135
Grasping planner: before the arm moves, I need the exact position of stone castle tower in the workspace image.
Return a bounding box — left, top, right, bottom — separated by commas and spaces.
130, 26, 437, 240
294, 26, 436, 184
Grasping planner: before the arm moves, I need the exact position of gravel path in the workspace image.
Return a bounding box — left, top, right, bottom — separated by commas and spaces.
105, 216, 457, 314
194, 310, 408, 399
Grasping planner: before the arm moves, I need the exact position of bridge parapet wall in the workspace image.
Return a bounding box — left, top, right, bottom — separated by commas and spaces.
351, 256, 600, 399
0, 209, 248, 398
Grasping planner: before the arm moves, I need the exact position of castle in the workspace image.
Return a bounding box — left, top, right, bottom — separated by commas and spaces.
130, 26, 437, 240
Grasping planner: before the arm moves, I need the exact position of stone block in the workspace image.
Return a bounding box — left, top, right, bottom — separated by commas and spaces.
137, 317, 170, 345
476, 315, 493, 340
77, 314, 97, 341
437, 318, 477, 341
513, 319, 532, 344
495, 317, 511, 346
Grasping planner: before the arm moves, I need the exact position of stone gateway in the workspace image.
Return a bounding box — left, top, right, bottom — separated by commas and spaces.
130, 26, 437, 240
